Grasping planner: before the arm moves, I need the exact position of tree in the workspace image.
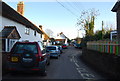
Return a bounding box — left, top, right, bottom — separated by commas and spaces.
94, 30, 103, 40
92, 26, 112, 41
77, 9, 99, 36
45, 29, 53, 38
102, 21, 115, 40
103, 31, 110, 40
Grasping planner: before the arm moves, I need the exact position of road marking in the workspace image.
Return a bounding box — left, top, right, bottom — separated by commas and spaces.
79, 51, 82, 54
75, 63, 79, 67
72, 56, 75, 62
81, 73, 95, 79
77, 70, 82, 74
72, 56, 78, 63
69, 55, 78, 63
77, 68, 86, 71
70, 58, 73, 62
76, 68, 95, 79
73, 56, 78, 62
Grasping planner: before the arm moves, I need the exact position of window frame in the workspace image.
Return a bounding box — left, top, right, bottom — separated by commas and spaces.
25, 27, 30, 35
34, 30, 36, 36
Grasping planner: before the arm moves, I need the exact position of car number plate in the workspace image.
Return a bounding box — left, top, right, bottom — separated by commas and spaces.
11, 57, 18, 62
22, 58, 33, 62
50, 51, 53, 53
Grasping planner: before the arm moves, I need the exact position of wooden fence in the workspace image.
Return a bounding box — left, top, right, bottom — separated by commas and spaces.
87, 41, 119, 55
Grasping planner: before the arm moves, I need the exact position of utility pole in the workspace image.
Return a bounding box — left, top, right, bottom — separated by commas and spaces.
77, 29, 79, 38
102, 21, 104, 40
77, 29, 81, 38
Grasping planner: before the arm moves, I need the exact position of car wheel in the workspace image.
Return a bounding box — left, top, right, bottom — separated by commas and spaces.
56, 56, 59, 59
47, 60, 50, 66
40, 71, 47, 76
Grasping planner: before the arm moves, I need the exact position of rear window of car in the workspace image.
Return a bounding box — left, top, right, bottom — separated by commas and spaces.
12, 43, 38, 54
46, 47, 56, 50
63, 44, 66, 46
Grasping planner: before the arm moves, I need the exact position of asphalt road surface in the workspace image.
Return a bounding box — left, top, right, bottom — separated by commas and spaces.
3, 46, 107, 81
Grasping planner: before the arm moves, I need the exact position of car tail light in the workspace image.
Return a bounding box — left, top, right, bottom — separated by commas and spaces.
31, 69, 41, 71
39, 56, 45, 61
8, 68, 16, 71
36, 55, 45, 62
7, 54, 11, 61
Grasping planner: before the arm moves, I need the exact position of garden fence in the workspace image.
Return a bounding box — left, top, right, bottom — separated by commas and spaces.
87, 41, 119, 55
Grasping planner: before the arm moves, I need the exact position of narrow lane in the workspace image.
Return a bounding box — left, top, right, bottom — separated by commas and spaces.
3, 46, 106, 80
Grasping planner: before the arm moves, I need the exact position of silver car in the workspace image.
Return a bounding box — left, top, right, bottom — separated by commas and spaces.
46, 46, 60, 59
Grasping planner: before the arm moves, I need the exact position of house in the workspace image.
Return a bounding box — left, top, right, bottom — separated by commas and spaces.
112, 0, 120, 54
39, 25, 50, 41
0, 1, 43, 52
110, 30, 117, 41
55, 32, 69, 44
112, 1, 120, 42
39, 25, 51, 46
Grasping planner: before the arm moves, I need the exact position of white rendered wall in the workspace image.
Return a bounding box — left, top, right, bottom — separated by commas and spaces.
1, 16, 42, 42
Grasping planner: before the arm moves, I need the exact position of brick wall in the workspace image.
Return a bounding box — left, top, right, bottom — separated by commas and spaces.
82, 47, 120, 79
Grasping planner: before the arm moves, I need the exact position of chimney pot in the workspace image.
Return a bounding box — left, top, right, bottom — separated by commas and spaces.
39, 25, 42, 29
17, 1, 24, 15
60, 32, 63, 35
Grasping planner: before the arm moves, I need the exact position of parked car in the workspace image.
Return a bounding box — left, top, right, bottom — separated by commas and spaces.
56, 45, 63, 54
7, 41, 50, 76
62, 44, 68, 49
74, 43, 82, 49
46, 46, 60, 59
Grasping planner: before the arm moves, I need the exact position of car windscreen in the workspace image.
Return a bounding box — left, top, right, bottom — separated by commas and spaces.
12, 43, 38, 54
46, 47, 56, 50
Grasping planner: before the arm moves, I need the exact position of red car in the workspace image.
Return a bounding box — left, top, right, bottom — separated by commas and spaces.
7, 41, 50, 76
62, 44, 68, 49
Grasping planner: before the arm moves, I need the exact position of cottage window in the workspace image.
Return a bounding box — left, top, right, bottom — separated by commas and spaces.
40, 34, 42, 38
25, 27, 30, 35
34, 30, 36, 36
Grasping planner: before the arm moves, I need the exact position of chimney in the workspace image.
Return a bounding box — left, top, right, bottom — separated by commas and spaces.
60, 32, 63, 35
39, 25, 42, 30
17, 1, 24, 15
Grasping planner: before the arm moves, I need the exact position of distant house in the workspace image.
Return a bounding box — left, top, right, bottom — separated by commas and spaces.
0, 1, 43, 52
39, 25, 51, 46
39, 25, 50, 41
55, 32, 69, 44
112, 1, 120, 41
